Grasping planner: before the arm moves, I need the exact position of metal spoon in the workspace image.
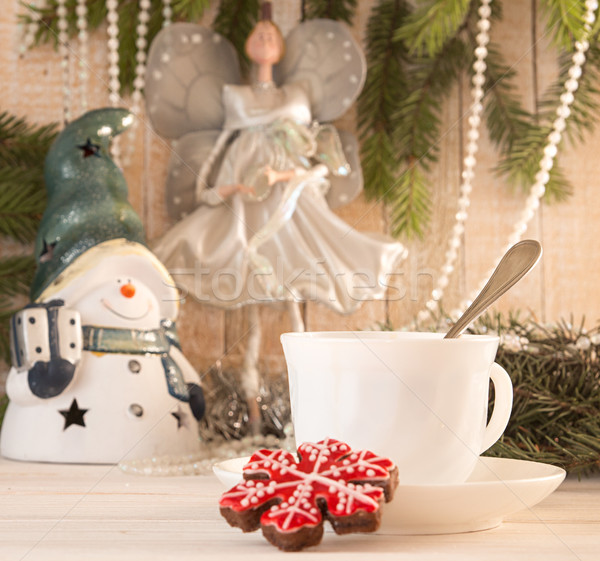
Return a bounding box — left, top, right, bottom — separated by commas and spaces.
444, 239, 542, 338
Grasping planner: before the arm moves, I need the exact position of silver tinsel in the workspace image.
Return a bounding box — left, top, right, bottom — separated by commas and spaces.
119, 364, 294, 476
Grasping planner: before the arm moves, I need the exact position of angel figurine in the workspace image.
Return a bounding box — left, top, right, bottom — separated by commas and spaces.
145, 3, 407, 429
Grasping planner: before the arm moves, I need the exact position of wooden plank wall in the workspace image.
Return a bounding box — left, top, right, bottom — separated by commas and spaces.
1, 0, 599, 387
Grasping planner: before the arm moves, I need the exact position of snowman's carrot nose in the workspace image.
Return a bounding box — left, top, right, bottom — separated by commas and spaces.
120, 283, 136, 298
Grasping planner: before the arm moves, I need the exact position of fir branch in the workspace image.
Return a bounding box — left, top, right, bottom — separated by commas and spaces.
20, 1, 107, 49
388, 162, 431, 238
302, 0, 357, 24
360, 131, 401, 201
540, 0, 587, 50
213, 0, 260, 76
19, 0, 208, 94
0, 256, 36, 298
478, 43, 532, 152
360, 1, 470, 238
0, 111, 57, 169
413, 310, 600, 475
538, 43, 600, 145
395, 0, 471, 57
171, 0, 211, 22
389, 37, 468, 237
0, 394, 7, 427
396, 37, 469, 166
0, 167, 47, 243
358, 0, 411, 204
0, 256, 35, 361
495, 123, 572, 201
0, 307, 15, 365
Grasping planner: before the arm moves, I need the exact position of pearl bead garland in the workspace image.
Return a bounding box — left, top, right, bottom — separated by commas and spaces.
56, 0, 72, 124
462, 0, 598, 310
106, 0, 120, 107
121, 0, 151, 168
162, 0, 173, 27
76, 0, 89, 115
418, 0, 597, 325
119, 433, 292, 477
106, 0, 122, 164
20, 1, 45, 56
417, 0, 492, 323
20, 0, 598, 320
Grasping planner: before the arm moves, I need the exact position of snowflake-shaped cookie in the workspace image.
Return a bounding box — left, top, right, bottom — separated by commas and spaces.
219, 438, 398, 551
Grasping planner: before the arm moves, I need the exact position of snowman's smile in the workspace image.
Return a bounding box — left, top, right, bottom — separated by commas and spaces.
101, 298, 152, 320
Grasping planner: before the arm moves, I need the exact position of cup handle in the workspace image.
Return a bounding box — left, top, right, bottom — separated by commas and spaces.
480, 362, 514, 453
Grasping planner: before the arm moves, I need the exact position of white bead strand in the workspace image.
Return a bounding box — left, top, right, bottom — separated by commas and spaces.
56, 0, 72, 123
76, 0, 89, 116
106, 0, 122, 165
20, 1, 46, 56
106, 0, 121, 106
416, 0, 492, 323
122, 0, 151, 168
162, 0, 173, 27
460, 0, 598, 315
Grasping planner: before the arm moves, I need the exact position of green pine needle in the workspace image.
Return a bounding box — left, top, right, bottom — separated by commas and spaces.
0, 256, 34, 364
14, 0, 600, 235
540, 0, 588, 50
495, 124, 572, 202
360, 131, 401, 200
480, 43, 532, 152
388, 164, 431, 238
302, 0, 357, 24
0, 394, 7, 427
411, 310, 600, 475
538, 44, 600, 145
0, 110, 57, 169
18, 0, 207, 94
387, 38, 468, 237
0, 167, 47, 243
395, 0, 471, 57
0, 307, 15, 365
358, 0, 412, 224
0, 255, 36, 298
171, 0, 211, 22
213, 0, 260, 76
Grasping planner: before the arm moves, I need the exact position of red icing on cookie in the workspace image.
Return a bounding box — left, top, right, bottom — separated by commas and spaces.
219, 438, 396, 536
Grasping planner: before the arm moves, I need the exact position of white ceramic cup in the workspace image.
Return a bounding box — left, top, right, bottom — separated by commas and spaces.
280, 331, 513, 485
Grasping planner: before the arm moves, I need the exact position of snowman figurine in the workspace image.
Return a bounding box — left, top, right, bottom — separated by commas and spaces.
0, 108, 205, 463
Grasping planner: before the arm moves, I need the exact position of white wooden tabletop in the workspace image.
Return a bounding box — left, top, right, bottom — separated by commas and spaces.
1, 457, 598, 561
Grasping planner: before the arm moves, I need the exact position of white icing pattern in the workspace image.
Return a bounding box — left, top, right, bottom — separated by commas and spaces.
219, 438, 395, 533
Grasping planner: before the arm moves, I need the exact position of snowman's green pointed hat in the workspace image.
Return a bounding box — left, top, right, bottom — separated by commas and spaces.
31, 108, 146, 301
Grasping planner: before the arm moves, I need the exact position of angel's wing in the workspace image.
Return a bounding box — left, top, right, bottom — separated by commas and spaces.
326, 130, 363, 209
164, 130, 226, 221
145, 23, 241, 140
274, 19, 367, 123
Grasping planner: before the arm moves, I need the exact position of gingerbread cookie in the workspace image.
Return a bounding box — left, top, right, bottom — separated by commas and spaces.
218, 438, 398, 551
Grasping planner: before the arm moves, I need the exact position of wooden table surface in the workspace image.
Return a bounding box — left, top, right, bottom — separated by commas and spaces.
1, 457, 598, 561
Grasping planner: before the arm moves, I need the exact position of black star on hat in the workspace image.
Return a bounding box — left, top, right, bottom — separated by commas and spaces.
59, 398, 88, 430
77, 138, 101, 158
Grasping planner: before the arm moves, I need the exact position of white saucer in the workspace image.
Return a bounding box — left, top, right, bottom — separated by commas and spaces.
212, 456, 565, 535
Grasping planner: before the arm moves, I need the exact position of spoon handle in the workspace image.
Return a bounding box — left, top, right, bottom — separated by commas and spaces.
444, 240, 542, 339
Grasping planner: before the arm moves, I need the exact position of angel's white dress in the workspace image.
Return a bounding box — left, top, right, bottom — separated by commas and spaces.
153, 82, 406, 313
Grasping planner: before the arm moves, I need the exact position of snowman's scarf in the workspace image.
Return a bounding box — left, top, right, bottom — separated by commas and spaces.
81, 321, 190, 402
